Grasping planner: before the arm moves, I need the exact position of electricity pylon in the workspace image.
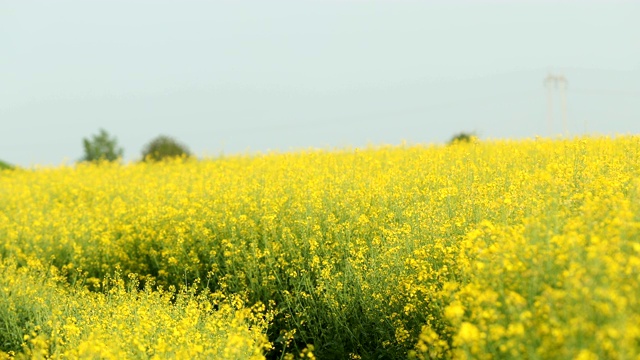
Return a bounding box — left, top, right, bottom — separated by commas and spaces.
544, 73, 569, 136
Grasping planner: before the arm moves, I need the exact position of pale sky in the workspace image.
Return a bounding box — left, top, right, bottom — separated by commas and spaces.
1, 0, 639, 166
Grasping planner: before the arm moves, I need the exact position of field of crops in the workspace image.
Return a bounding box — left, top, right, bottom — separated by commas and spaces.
2, 136, 640, 359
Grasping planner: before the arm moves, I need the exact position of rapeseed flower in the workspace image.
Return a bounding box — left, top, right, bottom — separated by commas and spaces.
2, 136, 640, 358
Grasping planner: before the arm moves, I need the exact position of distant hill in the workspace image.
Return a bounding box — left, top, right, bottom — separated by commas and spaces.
0, 159, 14, 170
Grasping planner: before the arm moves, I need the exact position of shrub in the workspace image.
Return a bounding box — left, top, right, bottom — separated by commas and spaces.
141, 135, 191, 161
448, 132, 476, 145
0, 160, 13, 170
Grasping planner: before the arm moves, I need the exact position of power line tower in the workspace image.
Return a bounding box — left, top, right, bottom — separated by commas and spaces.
544, 73, 569, 136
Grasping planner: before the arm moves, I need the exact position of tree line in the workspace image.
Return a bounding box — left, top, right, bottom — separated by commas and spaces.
82, 128, 477, 164
81, 129, 191, 163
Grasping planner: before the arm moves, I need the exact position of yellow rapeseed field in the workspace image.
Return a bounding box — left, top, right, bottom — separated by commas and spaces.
1, 136, 640, 359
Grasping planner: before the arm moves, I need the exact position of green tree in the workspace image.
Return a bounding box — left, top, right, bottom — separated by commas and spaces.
141, 135, 191, 162
81, 129, 124, 162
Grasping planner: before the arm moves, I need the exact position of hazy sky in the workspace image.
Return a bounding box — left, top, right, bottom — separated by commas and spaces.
2, 0, 639, 166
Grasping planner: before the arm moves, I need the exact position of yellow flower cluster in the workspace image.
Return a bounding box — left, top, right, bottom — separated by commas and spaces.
1, 136, 640, 358
0, 258, 270, 359
413, 137, 640, 359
